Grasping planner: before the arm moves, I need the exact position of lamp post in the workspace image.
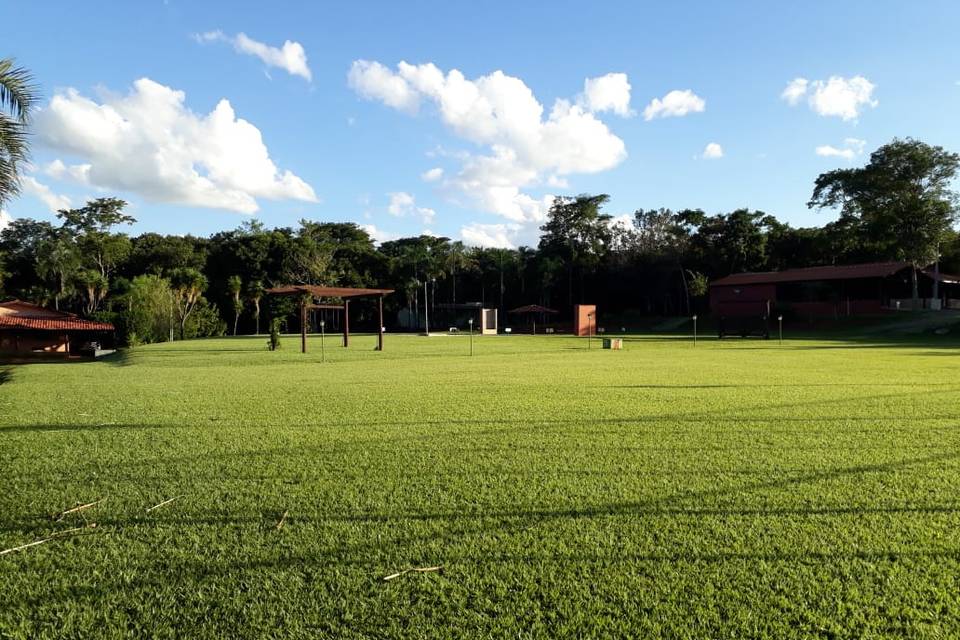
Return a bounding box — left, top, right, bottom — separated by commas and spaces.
319, 320, 326, 363
587, 312, 594, 349
778, 315, 783, 346
692, 314, 698, 347
468, 317, 474, 356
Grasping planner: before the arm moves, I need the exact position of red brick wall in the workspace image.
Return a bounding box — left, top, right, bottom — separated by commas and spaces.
573, 304, 596, 336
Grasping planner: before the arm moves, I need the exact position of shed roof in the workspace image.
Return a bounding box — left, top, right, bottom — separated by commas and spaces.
509, 304, 559, 314
0, 300, 114, 332
710, 262, 912, 287
922, 269, 960, 285
266, 285, 394, 298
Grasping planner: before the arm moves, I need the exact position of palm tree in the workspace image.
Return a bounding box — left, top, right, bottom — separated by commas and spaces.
245, 279, 265, 335
36, 236, 79, 310
0, 58, 38, 206
170, 268, 207, 340
227, 275, 242, 335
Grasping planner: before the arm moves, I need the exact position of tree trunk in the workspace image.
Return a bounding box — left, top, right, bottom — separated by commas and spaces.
254, 300, 261, 335
233, 313, 239, 335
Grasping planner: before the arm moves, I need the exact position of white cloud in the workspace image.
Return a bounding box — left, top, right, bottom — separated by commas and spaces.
460, 222, 521, 248
781, 75, 877, 121
359, 223, 399, 245
348, 60, 420, 114
642, 89, 705, 121
196, 30, 311, 81
387, 191, 435, 224
0, 209, 12, 232
421, 167, 444, 182
21, 175, 71, 212
349, 60, 627, 226
702, 142, 724, 159
780, 78, 808, 105
43, 159, 91, 184
579, 73, 633, 117
34, 78, 317, 214
815, 137, 866, 160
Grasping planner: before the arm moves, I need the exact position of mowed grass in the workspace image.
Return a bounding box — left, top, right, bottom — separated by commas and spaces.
2, 331, 960, 638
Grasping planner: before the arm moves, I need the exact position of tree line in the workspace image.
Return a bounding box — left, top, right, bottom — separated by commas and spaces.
1, 138, 958, 343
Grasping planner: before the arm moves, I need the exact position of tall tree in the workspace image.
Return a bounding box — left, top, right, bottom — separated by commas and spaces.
809, 138, 960, 307
539, 194, 613, 307
73, 268, 109, 315
57, 198, 135, 280
0, 58, 38, 206
246, 280, 265, 335
227, 275, 243, 335
36, 235, 79, 310
170, 268, 207, 340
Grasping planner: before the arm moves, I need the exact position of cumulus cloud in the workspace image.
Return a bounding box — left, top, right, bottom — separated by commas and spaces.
196, 30, 311, 81
42, 159, 91, 184
781, 75, 877, 121
0, 209, 12, 232
702, 142, 724, 159
781, 78, 808, 105
387, 191, 436, 224
815, 137, 866, 160
578, 73, 633, 117
421, 167, 444, 182
34, 78, 318, 214
460, 222, 522, 248
348, 60, 420, 113
642, 89, 705, 121
359, 223, 399, 245
348, 60, 627, 225
21, 175, 71, 212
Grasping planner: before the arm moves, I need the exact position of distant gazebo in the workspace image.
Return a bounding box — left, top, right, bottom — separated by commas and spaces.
266, 286, 394, 353
508, 304, 558, 334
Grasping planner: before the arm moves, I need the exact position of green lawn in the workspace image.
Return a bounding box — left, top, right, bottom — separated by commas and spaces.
2, 332, 960, 638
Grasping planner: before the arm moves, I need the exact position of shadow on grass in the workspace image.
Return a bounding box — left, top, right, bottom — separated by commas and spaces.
7, 451, 960, 612
0, 367, 12, 385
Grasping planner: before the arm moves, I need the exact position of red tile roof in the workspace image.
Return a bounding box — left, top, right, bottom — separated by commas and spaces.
710, 262, 912, 287
0, 300, 114, 332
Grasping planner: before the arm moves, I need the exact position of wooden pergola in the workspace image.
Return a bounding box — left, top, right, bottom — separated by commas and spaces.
266, 285, 394, 353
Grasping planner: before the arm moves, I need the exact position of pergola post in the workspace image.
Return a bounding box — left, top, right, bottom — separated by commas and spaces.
343, 299, 350, 348
377, 294, 384, 351
300, 297, 307, 354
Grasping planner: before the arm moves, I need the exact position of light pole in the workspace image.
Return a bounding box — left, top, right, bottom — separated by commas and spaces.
319, 319, 326, 363
692, 314, 698, 347
587, 312, 594, 349
778, 315, 783, 346
468, 317, 474, 356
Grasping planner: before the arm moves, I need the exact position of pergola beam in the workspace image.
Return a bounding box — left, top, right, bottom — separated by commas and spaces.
267, 285, 394, 354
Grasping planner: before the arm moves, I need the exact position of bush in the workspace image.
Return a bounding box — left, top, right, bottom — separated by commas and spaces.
124, 275, 173, 345
268, 317, 283, 351
184, 298, 227, 339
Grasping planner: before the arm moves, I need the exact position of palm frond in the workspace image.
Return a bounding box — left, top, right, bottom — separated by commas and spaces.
0, 58, 39, 122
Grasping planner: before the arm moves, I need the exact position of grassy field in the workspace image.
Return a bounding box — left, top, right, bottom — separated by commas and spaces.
2, 331, 960, 638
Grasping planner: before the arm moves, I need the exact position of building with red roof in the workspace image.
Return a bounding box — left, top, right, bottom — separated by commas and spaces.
0, 300, 115, 358
709, 262, 960, 320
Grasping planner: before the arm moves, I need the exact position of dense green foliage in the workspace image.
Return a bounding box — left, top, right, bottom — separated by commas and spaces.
1, 139, 958, 337
2, 333, 960, 638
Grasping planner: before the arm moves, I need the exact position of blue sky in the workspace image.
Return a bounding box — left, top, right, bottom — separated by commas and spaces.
4, 0, 959, 247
